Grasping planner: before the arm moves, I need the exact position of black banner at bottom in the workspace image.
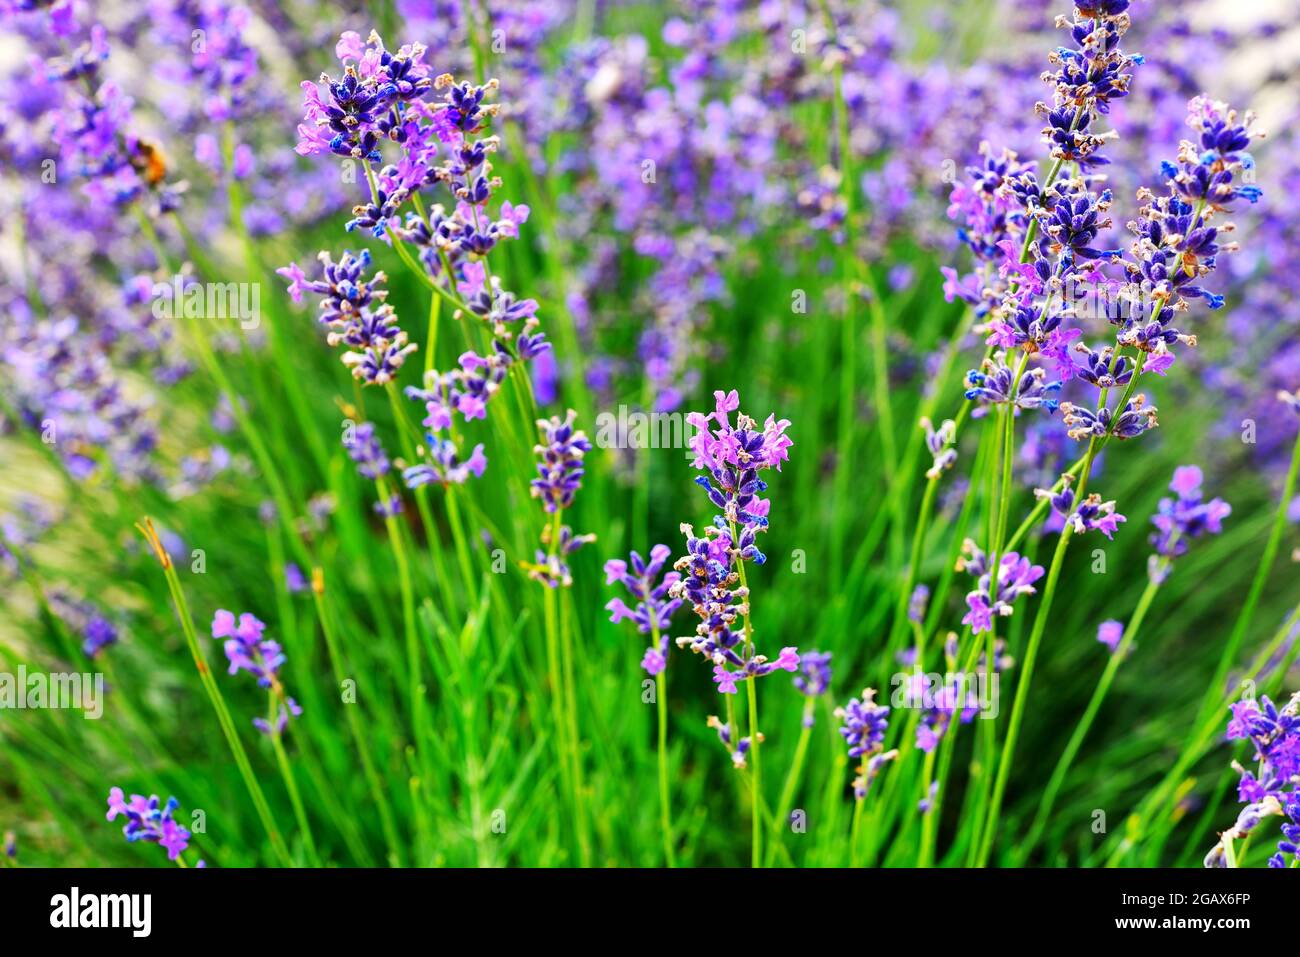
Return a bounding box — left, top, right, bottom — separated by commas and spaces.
0, 867, 1288, 942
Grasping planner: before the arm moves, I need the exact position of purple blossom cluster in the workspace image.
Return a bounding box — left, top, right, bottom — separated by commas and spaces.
1035, 474, 1126, 539
835, 689, 894, 799
105, 787, 192, 861
793, 651, 833, 699
945, 2, 1263, 480
706, 714, 758, 770
211, 610, 301, 735
401, 350, 520, 488
344, 422, 402, 517
292, 32, 549, 359
685, 390, 791, 565
1149, 466, 1231, 561
525, 412, 595, 588
604, 545, 683, 676
1224, 692, 1300, 868
958, 539, 1045, 636
669, 523, 797, 696
49, 590, 119, 658
669, 391, 796, 695
278, 250, 416, 385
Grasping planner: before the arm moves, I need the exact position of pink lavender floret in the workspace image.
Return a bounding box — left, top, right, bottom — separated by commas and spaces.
400, 349, 517, 488
604, 544, 683, 675
1097, 619, 1124, 652
105, 787, 191, 861
686, 389, 791, 564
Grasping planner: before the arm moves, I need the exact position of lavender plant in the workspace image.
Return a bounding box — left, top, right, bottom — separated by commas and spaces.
1, 0, 1296, 877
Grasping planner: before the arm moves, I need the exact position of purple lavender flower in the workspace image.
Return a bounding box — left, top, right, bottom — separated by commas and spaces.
399, 348, 516, 488
669, 522, 798, 694
1149, 465, 1231, 559
1060, 395, 1158, 441
793, 651, 832, 698
210, 610, 301, 735
277, 250, 416, 385
211, 610, 281, 687
1035, 474, 1127, 539
921, 418, 957, 480
838, 689, 890, 758
284, 563, 307, 594
670, 391, 797, 695
105, 787, 191, 861
964, 354, 1062, 414
344, 422, 390, 479
1271, 792, 1300, 869
1219, 690, 1300, 867
901, 671, 983, 753
604, 544, 683, 675
908, 584, 931, 624
48, 591, 119, 658
524, 523, 597, 590
1225, 693, 1300, 805
403, 438, 487, 488
525, 415, 596, 589
685, 390, 792, 565
835, 689, 895, 799
530, 410, 592, 513
958, 540, 1045, 635
1097, 619, 1124, 653
707, 715, 759, 770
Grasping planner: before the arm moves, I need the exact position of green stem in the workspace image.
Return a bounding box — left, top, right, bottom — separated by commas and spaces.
135, 520, 293, 866
655, 665, 676, 867
767, 699, 815, 866
310, 572, 404, 866
975, 435, 1099, 867
1018, 563, 1166, 863
268, 710, 322, 867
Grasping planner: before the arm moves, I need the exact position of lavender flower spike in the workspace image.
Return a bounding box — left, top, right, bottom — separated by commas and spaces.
835, 689, 896, 799
524, 411, 595, 588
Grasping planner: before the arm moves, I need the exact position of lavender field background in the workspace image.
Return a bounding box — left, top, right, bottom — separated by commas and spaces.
1, 0, 1298, 869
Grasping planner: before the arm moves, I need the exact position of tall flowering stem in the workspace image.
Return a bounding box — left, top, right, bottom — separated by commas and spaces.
525, 410, 596, 863
210, 609, 318, 865
937, 0, 1263, 866
1114, 416, 1300, 861
605, 545, 683, 865
1017, 466, 1230, 863
133, 519, 292, 866
671, 390, 794, 867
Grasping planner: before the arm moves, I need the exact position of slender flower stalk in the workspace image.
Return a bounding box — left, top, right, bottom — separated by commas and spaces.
133, 519, 292, 867
1018, 466, 1229, 862
604, 545, 683, 865
670, 390, 794, 866
1113, 415, 1300, 861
